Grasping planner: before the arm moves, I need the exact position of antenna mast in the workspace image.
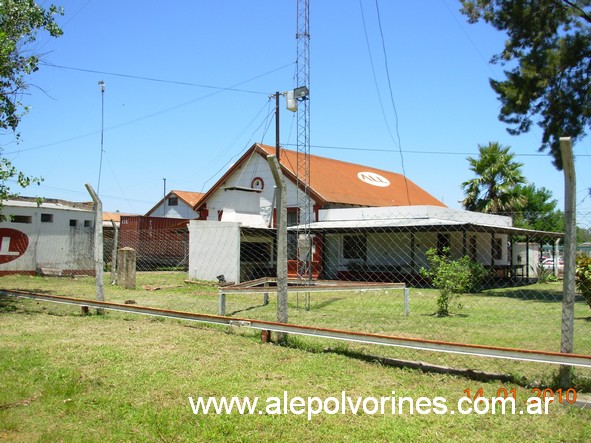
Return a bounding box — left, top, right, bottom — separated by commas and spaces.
296, 0, 312, 282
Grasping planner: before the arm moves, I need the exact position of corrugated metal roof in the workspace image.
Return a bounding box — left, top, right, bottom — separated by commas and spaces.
3, 198, 92, 212
288, 207, 562, 239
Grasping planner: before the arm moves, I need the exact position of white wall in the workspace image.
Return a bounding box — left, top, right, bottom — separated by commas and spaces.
322, 230, 510, 278
152, 201, 197, 219
188, 221, 241, 283
0, 203, 94, 274
512, 242, 541, 278
203, 153, 316, 226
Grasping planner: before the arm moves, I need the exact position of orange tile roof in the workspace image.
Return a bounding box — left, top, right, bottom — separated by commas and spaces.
102, 212, 125, 223
257, 144, 446, 207
145, 190, 204, 216
171, 190, 203, 207
103, 212, 135, 223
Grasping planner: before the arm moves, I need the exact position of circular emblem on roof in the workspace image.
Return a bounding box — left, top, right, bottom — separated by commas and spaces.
357, 172, 390, 187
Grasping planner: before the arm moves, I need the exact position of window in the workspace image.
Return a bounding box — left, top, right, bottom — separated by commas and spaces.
168, 196, 178, 206
69, 219, 77, 227
437, 233, 450, 256
287, 208, 299, 227
11, 215, 32, 224
84, 220, 92, 228
492, 237, 503, 260
41, 213, 53, 223
343, 235, 366, 260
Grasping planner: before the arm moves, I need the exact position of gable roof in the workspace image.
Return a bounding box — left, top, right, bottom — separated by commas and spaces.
194, 143, 446, 210
145, 190, 204, 216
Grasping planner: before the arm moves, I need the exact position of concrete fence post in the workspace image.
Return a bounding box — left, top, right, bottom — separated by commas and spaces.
404, 287, 410, 317
267, 155, 288, 344
218, 288, 226, 316
110, 219, 119, 285
117, 247, 137, 289
85, 183, 104, 314
559, 137, 576, 388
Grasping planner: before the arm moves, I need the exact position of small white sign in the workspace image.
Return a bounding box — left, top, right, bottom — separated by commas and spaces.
357, 172, 390, 187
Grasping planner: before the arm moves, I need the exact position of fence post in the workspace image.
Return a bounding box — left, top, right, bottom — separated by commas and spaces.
110, 219, 119, 285
267, 155, 288, 344
404, 287, 410, 317
559, 137, 576, 388
263, 281, 269, 306
85, 184, 104, 314
218, 288, 226, 316
117, 247, 136, 289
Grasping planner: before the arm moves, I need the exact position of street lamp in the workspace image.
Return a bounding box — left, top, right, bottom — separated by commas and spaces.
272, 86, 309, 160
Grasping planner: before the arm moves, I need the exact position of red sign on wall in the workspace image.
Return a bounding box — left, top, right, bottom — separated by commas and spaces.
0, 228, 29, 264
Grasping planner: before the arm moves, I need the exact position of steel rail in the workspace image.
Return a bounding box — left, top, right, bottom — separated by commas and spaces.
3, 289, 591, 368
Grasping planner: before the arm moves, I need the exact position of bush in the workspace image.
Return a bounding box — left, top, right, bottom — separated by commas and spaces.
537, 265, 558, 284
575, 254, 591, 310
421, 247, 488, 317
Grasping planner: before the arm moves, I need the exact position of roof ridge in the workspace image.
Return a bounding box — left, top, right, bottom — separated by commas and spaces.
257, 143, 405, 177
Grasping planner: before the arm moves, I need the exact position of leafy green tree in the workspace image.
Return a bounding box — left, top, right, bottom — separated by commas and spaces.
421, 247, 488, 317
512, 183, 565, 232
577, 225, 591, 243
0, 0, 63, 209
461, 142, 526, 214
460, 0, 591, 170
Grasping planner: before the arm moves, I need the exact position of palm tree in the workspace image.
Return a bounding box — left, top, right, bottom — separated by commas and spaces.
461, 142, 526, 215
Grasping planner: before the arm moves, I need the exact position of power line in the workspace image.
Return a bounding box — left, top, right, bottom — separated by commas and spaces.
40, 61, 293, 95
374, 0, 410, 203
199, 100, 277, 193
4, 62, 296, 157
288, 143, 591, 158
440, 0, 498, 78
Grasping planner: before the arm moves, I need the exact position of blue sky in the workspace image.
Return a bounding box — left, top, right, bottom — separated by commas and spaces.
3, 0, 590, 224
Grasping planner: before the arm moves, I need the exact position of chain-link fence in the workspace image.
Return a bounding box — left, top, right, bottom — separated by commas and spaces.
182, 208, 590, 383
105, 216, 189, 272
1, 208, 590, 386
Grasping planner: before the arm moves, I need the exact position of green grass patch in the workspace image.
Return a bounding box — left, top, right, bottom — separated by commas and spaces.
1, 300, 590, 442
1, 273, 590, 388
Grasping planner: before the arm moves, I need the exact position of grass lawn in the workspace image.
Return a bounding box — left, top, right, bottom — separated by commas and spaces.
1, 273, 590, 385
1, 293, 591, 442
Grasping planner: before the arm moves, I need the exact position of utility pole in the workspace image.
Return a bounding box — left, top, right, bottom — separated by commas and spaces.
163, 178, 167, 217
97, 81, 105, 195
275, 92, 281, 162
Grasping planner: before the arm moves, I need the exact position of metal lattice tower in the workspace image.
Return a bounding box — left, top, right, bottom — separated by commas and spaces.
295, 0, 312, 282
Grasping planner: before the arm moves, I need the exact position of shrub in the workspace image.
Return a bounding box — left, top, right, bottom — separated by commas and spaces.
421, 247, 488, 317
537, 265, 558, 284
575, 254, 591, 310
